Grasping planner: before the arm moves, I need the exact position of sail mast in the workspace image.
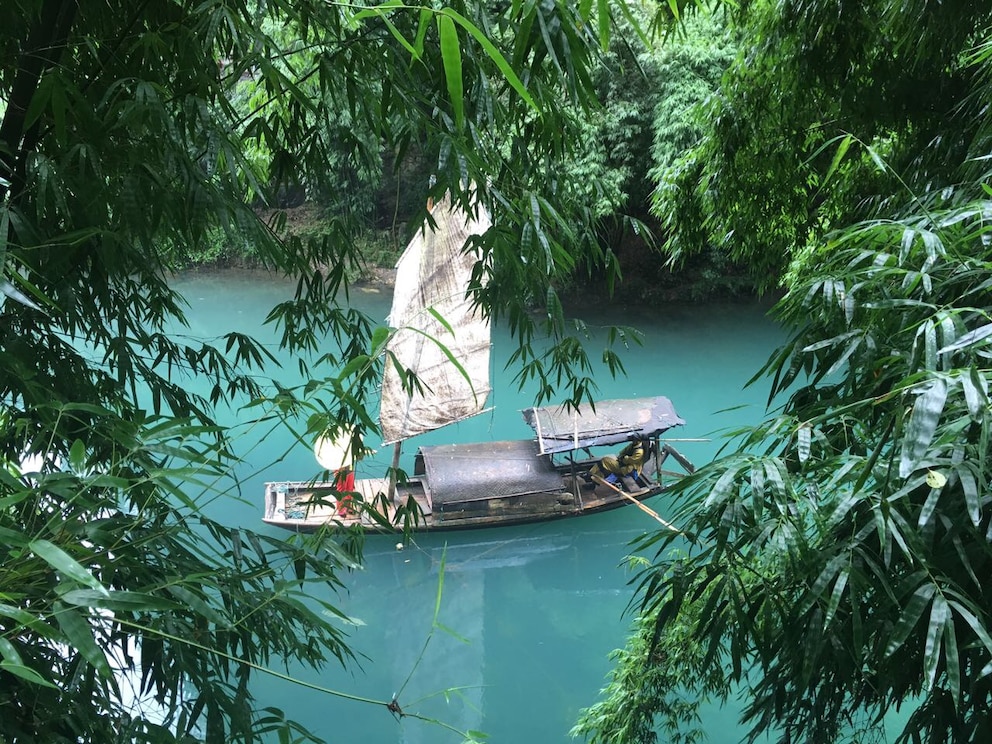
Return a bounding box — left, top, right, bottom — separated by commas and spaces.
385, 193, 435, 504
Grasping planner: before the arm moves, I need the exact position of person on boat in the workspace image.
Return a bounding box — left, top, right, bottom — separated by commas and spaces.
588, 439, 649, 490
335, 465, 356, 516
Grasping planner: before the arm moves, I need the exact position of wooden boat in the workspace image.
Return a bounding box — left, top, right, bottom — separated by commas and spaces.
262, 193, 694, 533
262, 396, 694, 532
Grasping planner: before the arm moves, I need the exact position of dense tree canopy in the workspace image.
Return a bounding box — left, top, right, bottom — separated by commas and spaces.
655, 0, 992, 292
0, 0, 641, 741
578, 3, 992, 744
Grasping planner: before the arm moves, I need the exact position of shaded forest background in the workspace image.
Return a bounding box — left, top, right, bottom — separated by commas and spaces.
191, 12, 751, 304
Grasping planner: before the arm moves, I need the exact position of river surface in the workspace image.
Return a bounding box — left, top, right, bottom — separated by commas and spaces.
172, 269, 787, 744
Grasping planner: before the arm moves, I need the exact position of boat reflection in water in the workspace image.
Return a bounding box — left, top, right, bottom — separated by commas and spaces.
301, 516, 659, 744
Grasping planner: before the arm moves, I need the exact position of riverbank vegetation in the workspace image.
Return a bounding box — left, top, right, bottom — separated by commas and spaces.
177, 8, 752, 302
577, 2, 992, 743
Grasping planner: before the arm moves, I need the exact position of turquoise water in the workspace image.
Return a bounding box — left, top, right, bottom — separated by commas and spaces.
172, 270, 786, 743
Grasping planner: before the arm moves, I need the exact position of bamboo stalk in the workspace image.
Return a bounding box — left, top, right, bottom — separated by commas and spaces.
590, 474, 681, 533
388, 442, 402, 503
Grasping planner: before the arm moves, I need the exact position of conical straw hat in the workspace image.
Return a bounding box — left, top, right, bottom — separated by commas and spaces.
313, 429, 353, 471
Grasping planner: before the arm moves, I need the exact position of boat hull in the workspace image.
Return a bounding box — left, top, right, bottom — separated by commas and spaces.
262, 478, 665, 533
262, 442, 690, 533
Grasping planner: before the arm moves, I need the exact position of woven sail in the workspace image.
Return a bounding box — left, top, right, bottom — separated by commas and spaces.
379, 196, 492, 445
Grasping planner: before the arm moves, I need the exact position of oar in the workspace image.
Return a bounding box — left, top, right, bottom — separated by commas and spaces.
590, 474, 682, 534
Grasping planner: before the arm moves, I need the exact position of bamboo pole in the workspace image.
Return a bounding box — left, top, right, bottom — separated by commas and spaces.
388, 442, 402, 504
590, 474, 681, 533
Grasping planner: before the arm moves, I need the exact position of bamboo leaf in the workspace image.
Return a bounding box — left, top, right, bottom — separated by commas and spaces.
806, 553, 846, 612
949, 599, 992, 659
0, 661, 58, 688
826, 489, 862, 530
166, 585, 231, 628
938, 323, 992, 354
371, 326, 391, 352
433, 547, 447, 624
578, 0, 593, 23
0, 637, 23, 666
802, 554, 847, 612
918, 485, 942, 527
823, 133, 854, 186
0, 207, 8, 264
414, 8, 431, 58
885, 582, 935, 656
336, 354, 370, 381
51, 72, 67, 145
825, 336, 862, 377
1, 632, 59, 688
763, 459, 788, 500
348, 0, 403, 24
944, 612, 961, 708
961, 368, 986, 421
434, 622, 470, 644
23, 69, 53, 132
611, 0, 650, 47
956, 465, 981, 526
797, 423, 811, 463
596, 0, 610, 51
749, 463, 765, 517
0, 604, 59, 640
919, 320, 937, 371
437, 15, 464, 129
802, 329, 860, 353
61, 589, 181, 612
426, 306, 455, 336
705, 462, 743, 508
866, 142, 888, 173
445, 9, 537, 111
29, 539, 108, 596
824, 566, 850, 629
230, 529, 242, 570
68, 438, 86, 473
899, 379, 947, 478
404, 326, 476, 396
54, 603, 112, 679
923, 595, 948, 689
380, 14, 418, 58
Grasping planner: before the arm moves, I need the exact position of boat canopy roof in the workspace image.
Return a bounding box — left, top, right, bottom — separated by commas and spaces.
419, 440, 562, 505
521, 396, 685, 455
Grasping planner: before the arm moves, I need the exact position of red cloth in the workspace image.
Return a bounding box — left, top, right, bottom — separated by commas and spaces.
335, 468, 355, 516
335, 468, 355, 492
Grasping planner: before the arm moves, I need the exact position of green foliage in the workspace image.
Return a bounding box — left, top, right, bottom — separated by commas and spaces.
0, 0, 641, 740
572, 565, 732, 744
654, 0, 992, 292
0, 410, 359, 742
648, 12, 737, 183
522, 5, 751, 303
595, 196, 992, 743
583, 9, 992, 744
590, 9, 734, 213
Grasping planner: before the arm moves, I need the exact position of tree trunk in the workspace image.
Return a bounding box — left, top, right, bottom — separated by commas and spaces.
0, 0, 78, 205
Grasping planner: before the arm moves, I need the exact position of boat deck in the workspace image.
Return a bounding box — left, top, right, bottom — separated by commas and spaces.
264, 477, 432, 530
